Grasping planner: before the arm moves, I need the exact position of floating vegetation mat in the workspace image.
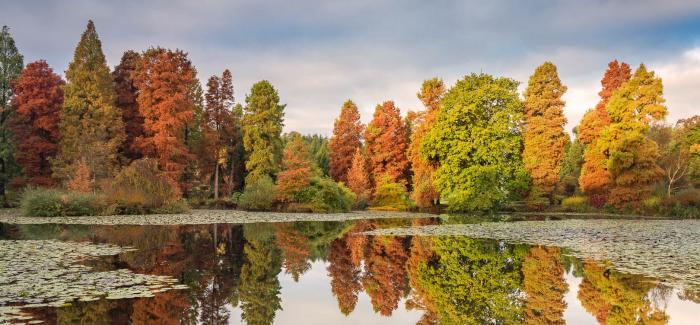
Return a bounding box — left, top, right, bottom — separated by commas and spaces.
0, 240, 188, 324
0, 209, 432, 225
364, 219, 700, 291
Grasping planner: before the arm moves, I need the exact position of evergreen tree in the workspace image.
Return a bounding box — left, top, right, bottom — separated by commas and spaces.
422, 73, 528, 212
408, 78, 444, 208
9, 60, 63, 187
365, 101, 409, 188
133, 47, 197, 186
53, 20, 125, 183
329, 100, 363, 184
112, 50, 143, 162
578, 60, 631, 206
599, 64, 667, 209
523, 62, 568, 206
242, 80, 285, 183
0, 25, 23, 204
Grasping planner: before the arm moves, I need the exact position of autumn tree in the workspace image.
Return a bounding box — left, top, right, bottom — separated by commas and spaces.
133, 47, 197, 186
522, 246, 568, 325
276, 133, 313, 202
112, 50, 143, 162
365, 101, 409, 188
346, 148, 371, 204
599, 64, 667, 209
9, 61, 63, 187
67, 158, 92, 192
330, 100, 363, 184
651, 117, 699, 196
422, 73, 528, 211
53, 20, 125, 183
328, 235, 362, 315
523, 62, 568, 206
202, 69, 237, 199
362, 235, 409, 316
275, 223, 311, 282
242, 80, 285, 183
408, 78, 444, 208
578, 60, 631, 205
0, 25, 23, 204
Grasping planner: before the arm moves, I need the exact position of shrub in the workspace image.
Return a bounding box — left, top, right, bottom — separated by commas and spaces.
560, 196, 588, 212
661, 189, 700, 218
103, 159, 181, 214
20, 188, 104, 217
370, 178, 413, 211
587, 193, 608, 209
306, 177, 355, 213
643, 196, 661, 211
238, 175, 277, 211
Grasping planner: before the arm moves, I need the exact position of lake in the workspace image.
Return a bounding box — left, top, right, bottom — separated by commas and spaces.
0, 212, 698, 324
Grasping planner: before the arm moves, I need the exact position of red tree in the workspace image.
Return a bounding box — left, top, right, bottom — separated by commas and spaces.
9, 60, 63, 187
365, 101, 409, 189
112, 50, 143, 162
202, 69, 236, 199
133, 48, 197, 186
276, 133, 313, 202
330, 100, 363, 184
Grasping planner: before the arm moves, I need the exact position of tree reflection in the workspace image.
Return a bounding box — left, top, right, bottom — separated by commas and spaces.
239, 224, 283, 325
522, 246, 568, 325
328, 234, 362, 315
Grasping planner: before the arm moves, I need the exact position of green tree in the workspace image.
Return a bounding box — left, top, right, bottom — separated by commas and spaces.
0, 25, 23, 205
242, 80, 285, 183
599, 64, 667, 209
53, 20, 125, 183
421, 73, 528, 211
523, 62, 568, 206
559, 136, 584, 196
418, 237, 526, 324
239, 224, 282, 325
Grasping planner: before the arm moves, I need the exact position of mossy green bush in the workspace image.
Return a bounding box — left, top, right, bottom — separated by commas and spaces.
560, 196, 588, 212
238, 175, 277, 211
369, 178, 413, 211
20, 188, 104, 217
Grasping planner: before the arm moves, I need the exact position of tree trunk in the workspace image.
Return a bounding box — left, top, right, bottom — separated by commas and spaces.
214, 164, 219, 200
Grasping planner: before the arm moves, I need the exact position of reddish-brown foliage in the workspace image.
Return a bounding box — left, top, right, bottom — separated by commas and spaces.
276, 134, 313, 202
112, 50, 143, 162
362, 235, 409, 316
579, 61, 631, 199
275, 223, 311, 282
133, 48, 196, 186
408, 79, 444, 207
346, 148, 371, 202
365, 101, 409, 189
404, 219, 438, 324
329, 100, 363, 184
346, 220, 373, 267
328, 235, 362, 315
9, 60, 64, 187
67, 158, 92, 192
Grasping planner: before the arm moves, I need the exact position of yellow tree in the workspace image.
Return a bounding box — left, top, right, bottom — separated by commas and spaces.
523, 62, 568, 206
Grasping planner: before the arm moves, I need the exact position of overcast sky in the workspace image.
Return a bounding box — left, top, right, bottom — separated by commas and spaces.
2, 0, 699, 135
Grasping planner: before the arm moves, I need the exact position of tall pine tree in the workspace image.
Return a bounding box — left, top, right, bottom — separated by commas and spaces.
53, 20, 125, 184
522, 62, 568, 206
112, 50, 143, 162
242, 80, 285, 183
329, 100, 363, 184
0, 26, 23, 204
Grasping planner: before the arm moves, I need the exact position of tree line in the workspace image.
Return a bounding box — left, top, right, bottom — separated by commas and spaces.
1, 21, 698, 214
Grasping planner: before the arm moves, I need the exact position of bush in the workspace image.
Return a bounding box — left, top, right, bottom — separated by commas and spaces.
560, 196, 588, 212
660, 189, 700, 218
103, 159, 182, 214
305, 177, 355, 213
370, 178, 413, 211
238, 175, 277, 211
20, 188, 104, 217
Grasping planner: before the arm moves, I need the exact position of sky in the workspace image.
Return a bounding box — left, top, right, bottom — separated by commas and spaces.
2, 0, 699, 135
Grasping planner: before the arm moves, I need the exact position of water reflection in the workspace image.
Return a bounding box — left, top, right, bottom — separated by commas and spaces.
1, 218, 697, 324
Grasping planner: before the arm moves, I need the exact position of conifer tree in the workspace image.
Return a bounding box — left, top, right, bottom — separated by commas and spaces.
599, 64, 667, 209
67, 158, 92, 192
579, 60, 631, 205
364, 101, 409, 188
346, 147, 371, 204
329, 100, 363, 184
203, 69, 236, 199
408, 78, 444, 207
133, 47, 197, 186
523, 62, 568, 205
242, 80, 285, 182
9, 61, 63, 187
0, 26, 23, 204
112, 50, 143, 162
53, 20, 125, 183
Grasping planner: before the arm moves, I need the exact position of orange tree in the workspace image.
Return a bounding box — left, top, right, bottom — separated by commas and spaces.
329, 100, 363, 184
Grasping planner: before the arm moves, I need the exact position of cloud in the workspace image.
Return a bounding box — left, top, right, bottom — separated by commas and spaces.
653, 47, 700, 125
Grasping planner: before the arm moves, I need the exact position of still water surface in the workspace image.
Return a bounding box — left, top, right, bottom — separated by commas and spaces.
0, 216, 698, 324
